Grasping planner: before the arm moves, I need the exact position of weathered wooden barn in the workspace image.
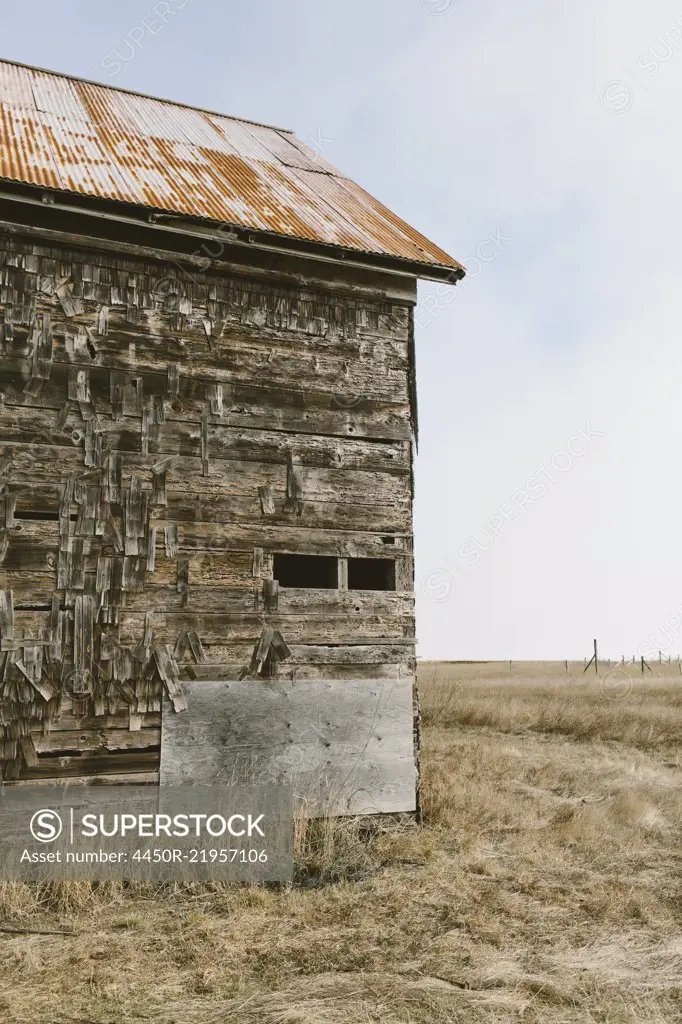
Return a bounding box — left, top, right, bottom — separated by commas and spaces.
0, 60, 463, 813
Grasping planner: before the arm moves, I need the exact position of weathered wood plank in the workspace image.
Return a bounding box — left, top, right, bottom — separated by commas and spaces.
43, 710, 161, 731
33, 727, 160, 755
114, 612, 415, 646
19, 735, 38, 767
7, 582, 414, 615
44, 300, 410, 353
46, 286, 409, 340
3, 771, 160, 787
0, 360, 412, 441
0, 220, 418, 304
4, 519, 410, 559
18, 750, 159, 779
0, 589, 14, 638
2, 234, 413, 320
22, 321, 410, 403
73, 594, 95, 692
0, 404, 410, 474
160, 678, 417, 816
177, 662, 408, 682
134, 588, 414, 615
154, 644, 187, 712
12, 482, 410, 534
8, 609, 417, 648
0, 442, 412, 507
151, 522, 410, 557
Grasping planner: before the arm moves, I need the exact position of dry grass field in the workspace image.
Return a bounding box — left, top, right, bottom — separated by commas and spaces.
0, 661, 680, 1023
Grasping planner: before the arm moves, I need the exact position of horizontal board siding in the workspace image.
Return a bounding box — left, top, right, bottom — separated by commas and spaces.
33, 727, 160, 755
8, 581, 413, 615
0, 405, 410, 473
13, 485, 410, 533
40, 710, 161, 731
0, 444, 412, 504
18, 751, 160, 780
0, 231, 416, 793
11, 609, 415, 645
3, 524, 411, 562
0, 361, 412, 442
4, 771, 160, 787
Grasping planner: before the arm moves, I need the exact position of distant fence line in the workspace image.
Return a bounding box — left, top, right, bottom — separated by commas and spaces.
418, 647, 682, 673
494, 645, 682, 674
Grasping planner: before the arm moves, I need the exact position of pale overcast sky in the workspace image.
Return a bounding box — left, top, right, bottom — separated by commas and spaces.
3, 0, 682, 660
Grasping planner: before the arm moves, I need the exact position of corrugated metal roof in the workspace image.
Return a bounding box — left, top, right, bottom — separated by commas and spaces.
0, 59, 462, 275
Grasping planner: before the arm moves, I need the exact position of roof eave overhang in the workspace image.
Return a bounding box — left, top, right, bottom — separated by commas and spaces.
0, 180, 465, 287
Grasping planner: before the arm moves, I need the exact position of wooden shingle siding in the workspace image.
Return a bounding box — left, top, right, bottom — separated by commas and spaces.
0, 231, 416, 786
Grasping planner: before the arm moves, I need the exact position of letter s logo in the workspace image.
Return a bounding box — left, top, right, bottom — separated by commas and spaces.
30, 809, 63, 843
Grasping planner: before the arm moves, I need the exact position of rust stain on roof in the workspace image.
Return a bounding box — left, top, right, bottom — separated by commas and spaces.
0, 59, 463, 274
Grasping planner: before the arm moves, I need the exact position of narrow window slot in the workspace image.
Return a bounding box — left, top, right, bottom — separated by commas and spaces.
13, 510, 64, 521
347, 558, 396, 591
273, 554, 338, 589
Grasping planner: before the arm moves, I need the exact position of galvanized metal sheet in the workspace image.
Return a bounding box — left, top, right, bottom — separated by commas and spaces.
291, 170, 459, 266
30, 70, 90, 119
0, 63, 35, 109
0, 103, 62, 190
0, 59, 462, 273
247, 123, 349, 176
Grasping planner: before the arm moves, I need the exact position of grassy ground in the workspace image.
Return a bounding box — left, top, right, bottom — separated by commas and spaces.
0, 662, 680, 1023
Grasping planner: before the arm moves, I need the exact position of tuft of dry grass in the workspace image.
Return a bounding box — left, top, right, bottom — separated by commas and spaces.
0, 661, 680, 1023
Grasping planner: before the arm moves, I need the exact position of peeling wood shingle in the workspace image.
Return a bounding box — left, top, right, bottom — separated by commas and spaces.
0, 234, 416, 790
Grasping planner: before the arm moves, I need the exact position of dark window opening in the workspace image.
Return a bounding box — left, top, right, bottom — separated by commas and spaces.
13, 510, 65, 521
348, 558, 395, 591
273, 553, 338, 589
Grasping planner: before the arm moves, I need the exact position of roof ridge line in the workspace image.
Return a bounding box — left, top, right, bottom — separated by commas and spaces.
0, 55, 295, 134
